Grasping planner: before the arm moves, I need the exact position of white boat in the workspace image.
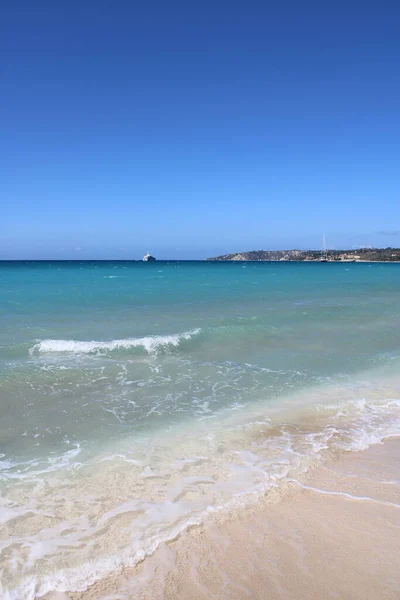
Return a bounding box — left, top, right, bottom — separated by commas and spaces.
143, 251, 156, 262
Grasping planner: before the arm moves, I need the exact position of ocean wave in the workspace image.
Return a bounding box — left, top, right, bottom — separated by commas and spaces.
29, 329, 201, 356
314, 397, 400, 451
2, 389, 400, 599
0, 444, 82, 482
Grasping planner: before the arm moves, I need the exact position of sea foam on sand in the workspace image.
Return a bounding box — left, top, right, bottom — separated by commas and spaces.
53, 437, 400, 600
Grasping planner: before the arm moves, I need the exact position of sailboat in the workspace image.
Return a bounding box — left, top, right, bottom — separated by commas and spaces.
143, 251, 156, 262
320, 234, 328, 262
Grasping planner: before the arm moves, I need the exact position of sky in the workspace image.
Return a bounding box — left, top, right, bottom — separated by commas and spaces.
2, 0, 400, 259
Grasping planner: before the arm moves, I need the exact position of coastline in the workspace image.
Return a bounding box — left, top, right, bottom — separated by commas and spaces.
208, 259, 400, 263
47, 436, 400, 600
207, 247, 400, 262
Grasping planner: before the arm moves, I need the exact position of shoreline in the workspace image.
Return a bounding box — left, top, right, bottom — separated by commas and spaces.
6, 365, 400, 600
208, 259, 400, 263
46, 436, 400, 600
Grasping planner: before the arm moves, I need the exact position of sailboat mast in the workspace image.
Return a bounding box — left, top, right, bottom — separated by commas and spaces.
320, 234, 328, 261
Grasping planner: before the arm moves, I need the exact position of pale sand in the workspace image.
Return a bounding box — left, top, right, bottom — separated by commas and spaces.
47, 439, 400, 600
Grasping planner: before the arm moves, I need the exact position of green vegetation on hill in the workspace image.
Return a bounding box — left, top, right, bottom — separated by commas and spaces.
207, 248, 400, 262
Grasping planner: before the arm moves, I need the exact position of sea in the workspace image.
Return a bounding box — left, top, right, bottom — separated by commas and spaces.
1, 260, 400, 599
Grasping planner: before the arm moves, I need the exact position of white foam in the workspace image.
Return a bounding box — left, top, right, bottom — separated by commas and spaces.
2, 375, 400, 599
29, 329, 201, 356
0, 445, 82, 482
288, 479, 400, 509
0, 501, 55, 525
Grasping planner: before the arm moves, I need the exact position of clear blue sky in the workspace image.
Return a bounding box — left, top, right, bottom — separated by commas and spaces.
2, 0, 400, 259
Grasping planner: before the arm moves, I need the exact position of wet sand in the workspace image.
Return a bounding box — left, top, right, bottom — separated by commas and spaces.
47, 438, 400, 600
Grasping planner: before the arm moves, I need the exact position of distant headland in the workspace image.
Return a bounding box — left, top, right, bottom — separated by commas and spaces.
207, 247, 400, 262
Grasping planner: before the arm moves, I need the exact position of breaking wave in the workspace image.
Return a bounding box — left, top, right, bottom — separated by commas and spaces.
29, 329, 201, 356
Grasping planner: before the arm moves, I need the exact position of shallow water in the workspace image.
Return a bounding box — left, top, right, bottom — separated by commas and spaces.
1, 260, 400, 598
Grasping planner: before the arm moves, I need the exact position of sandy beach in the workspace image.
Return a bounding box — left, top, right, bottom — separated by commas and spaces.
45, 437, 400, 600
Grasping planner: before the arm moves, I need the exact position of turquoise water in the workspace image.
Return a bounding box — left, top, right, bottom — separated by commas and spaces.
1, 260, 400, 598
